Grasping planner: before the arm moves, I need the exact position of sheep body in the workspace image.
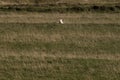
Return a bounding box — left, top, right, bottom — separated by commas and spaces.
59, 19, 64, 24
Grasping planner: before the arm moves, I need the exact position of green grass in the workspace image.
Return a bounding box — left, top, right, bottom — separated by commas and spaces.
0, 23, 120, 80
0, 57, 120, 80
0, 23, 120, 54
0, 4, 120, 79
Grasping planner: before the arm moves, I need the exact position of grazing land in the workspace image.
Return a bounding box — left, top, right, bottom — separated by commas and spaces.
0, 0, 120, 5
0, 0, 120, 80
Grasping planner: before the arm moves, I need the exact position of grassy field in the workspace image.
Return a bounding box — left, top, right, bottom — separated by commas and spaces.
0, 3, 120, 13
0, 12, 120, 80
0, 0, 120, 13
1, 23, 120, 57
0, 12, 120, 24
0, 0, 120, 5
0, 0, 120, 80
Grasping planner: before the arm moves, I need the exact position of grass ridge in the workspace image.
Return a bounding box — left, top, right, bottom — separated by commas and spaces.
0, 3, 120, 12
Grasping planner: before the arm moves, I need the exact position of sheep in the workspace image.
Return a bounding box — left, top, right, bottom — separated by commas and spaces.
59, 19, 64, 24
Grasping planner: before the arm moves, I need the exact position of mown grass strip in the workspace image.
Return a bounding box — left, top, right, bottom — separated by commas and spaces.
0, 3, 120, 13
0, 57, 120, 80
0, 23, 120, 54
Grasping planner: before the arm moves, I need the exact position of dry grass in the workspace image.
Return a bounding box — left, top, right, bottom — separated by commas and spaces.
0, 10, 120, 80
0, 23, 120, 79
0, 12, 120, 24
0, 0, 120, 5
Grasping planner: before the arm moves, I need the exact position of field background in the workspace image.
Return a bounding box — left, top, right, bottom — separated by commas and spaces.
0, 0, 120, 5
0, 0, 120, 80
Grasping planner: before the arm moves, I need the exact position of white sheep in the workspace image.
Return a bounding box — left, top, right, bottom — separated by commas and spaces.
59, 19, 64, 24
